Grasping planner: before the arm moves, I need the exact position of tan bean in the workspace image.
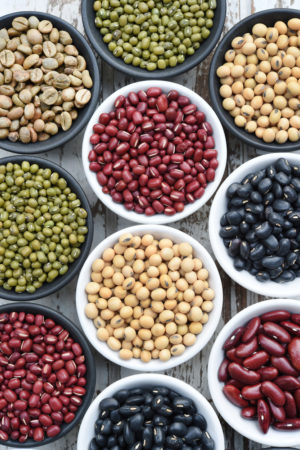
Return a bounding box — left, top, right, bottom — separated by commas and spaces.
42, 41, 57, 58
82, 70, 93, 88
19, 89, 32, 104
0, 50, 15, 67
42, 58, 59, 70
53, 73, 70, 89
60, 111, 72, 131
0, 117, 11, 128
23, 53, 39, 69
59, 30, 72, 45
19, 126, 31, 143
40, 87, 58, 105
0, 95, 12, 109
12, 17, 28, 32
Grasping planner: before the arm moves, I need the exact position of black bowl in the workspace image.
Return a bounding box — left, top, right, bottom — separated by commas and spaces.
82, 0, 226, 79
0, 155, 93, 301
0, 301, 96, 448
0, 11, 100, 154
209, 8, 300, 152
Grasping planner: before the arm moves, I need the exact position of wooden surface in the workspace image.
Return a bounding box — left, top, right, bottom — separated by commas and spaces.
1, 0, 300, 449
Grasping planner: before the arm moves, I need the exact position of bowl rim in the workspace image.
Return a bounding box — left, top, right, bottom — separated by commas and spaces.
0, 301, 96, 448
76, 224, 223, 372
208, 298, 300, 447
82, 79, 227, 225
209, 152, 300, 298
0, 10, 100, 154
81, 0, 226, 79
0, 154, 94, 301
209, 7, 300, 152
77, 373, 225, 450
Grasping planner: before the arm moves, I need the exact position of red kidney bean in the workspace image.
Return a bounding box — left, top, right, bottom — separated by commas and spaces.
243, 351, 269, 370
261, 381, 286, 406
223, 385, 249, 407
271, 356, 298, 376
242, 317, 261, 343
281, 321, 300, 337
258, 334, 285, 356
288, 338, 300, 371
291, 314, 300, 325
223, 327, 245, 351
257, 399, 271, 434
261, 310, 291, 322
274, 418, 300, 429
241, 406, 257, 419
294, 389, 300, 412
241, 383, 263, 400
285, 392, 297, 418
218, 358, 230, 382
274, 375, 300, 391
228, 362, 261, 385
226, 349, 243, 365
263, 321, 291, 343
268, 398, 286, 422
236, 336, 258, 358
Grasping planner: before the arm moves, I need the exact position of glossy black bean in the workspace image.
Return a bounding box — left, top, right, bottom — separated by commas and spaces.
220, 214, 228, 226
185, 426, 203, 443
291, 177, 300, 192
283, 220, 293, 230
240, 221, 250, 234
285, 228, 297, 239
296, 194, 300, 208
95, 419, 103, 434
263, 234, 279, 252
119, 406, 141, 417
89, 438, 100, 450
238, 184, 252, 198
130, 389, 144, 396
228, 239, 241, 257
277, 270, 296, 283
192, 413, 207, 431
130, 442, 142, 450
153, 426, 165, 445
223, 239, 231, 248
142, 426, 153, 449
290, 238, 299, 250
219, 226, 239, 239
287, 210, 300, 226
242, 172, 255, 184
245, 213, 257, 224
268, 212, 285, 227
272, 181, 283, 199
95, 433, 107, 446
109, 446, 120, 450
114, 390, 129, 403
173, 414, 193, 426
112, 420, 124, 435
128, 413, 144, 431
249, 244, 265, 261
100, 398, 119, 412
126, 395, 145, 406
228, 197, 248, 208
143, 405, 153, 419
99, 409, 110, 419
118, 435, 125, 447
153, 415, 169, 427
245, 230, 258, 243
168, 422, 188, 437
234, 257, 246, 271
110, 409, 122, 423
283, 185, 297, 203
255, 221, 272, 239
273, 199, 291, 212
173, 397, 194, 413
166, 435, 183, 449
100, 418, 112, 435
201, 431, 215, 450
262, 255, 283, 269
275, 158, 291, 174
152, 387, 170, 396
245, 202, 264, 215
226, 211, 243, 225
250, 190, 262, 203
269, 267, 283, 279
251, 169, 266, 187
159, 405, 173, 416
286, 252, 298, 267
240, 241, 250, 259
227, 182, 241, 198
266, 165, 277, 178
107, 436, 117, 447
275, 171, 291, 185
168, 390, 180, 400
258, 178, 272, 194
264, 192, 274, 206
124, 422, 135, 445
152, 395, 165, 410
256, 271, 270, 282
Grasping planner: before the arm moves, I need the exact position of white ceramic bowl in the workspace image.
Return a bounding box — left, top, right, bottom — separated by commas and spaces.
82, 80, 227, 224
209, 152, 300, 298
76, 224, 223, 371
77, 373, 225, 450
208, 298, 300, 448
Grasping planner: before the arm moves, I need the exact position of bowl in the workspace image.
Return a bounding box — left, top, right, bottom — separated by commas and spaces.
0, 11, 100, 154
209, 152, 300, 298
77, 373, 225, 450
209, 8, 300, 152
76, 224, 223, 372
0, 301, 96, 448
0, 155, 94, 301
82, 79, 227, 225
81, 0, 226, 79
208, 298, 300, 448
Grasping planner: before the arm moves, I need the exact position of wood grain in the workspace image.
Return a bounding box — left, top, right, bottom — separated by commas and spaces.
1, 1, 300, 449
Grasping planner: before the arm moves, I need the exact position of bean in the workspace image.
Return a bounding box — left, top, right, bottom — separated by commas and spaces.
263, 321, 291, 343
288, 338, 300, 370
223, 384, 249, 407
258, 334, 285, 356
235, 336, 258, 358
228, 362, 261, 385
241, 383, 263, 400
243, 351, 269, 370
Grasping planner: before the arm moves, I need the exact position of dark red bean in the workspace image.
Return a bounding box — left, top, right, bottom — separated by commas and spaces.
261, 310, 291, 322
291, 314, 300, 325
258, 334, 285, 356
243, 351, 269, 370
271, 356, 298, 376
223, 327, 245, 351
257, 399, 271, 434
218, 358, 230, 382
274, 419, 300, 429
226, 349, 243, 365
263, 321, 291, 343
223, 385, 249, 407
235, 336, 258, 358
274, 375, 300, 391
241, 406, 257, 419
228, 362, 261, 385
288, 338, 300, 371
261, 381, 286, 406
284, 392, 297, 418
268, 398, 286, 422
281, 321, 300, 337
257, 366, 278, 381
242, 317, 261, 343
241, 383, 263, 400
46, 425, 61, 437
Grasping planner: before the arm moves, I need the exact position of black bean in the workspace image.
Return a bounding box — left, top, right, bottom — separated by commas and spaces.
129, 413, 144, 431
193, 413, 207, 431
109, 446, 120, 450
114, 390, 129, 404
173, 397, 194, 413
296, 194, 300, 208
269, 267, 284, 279
242, 172, 255, 184
100, 398, 119, 412
153, 415, 169, 426
118, 435, 125, 447
245, 202, 264, 215
169, 390, 180, 400
166, 435, 183, 449
168, 422, 188, 437
142, 426, 153, 449
130, 389, 144, 396
234, 257, 246, 271
153, 426, 165, 445
99, 408, 110, 419
272, 181, 283, 199
263, 192, 274, 206
238, 184, 252, 198
223, 239, 231, 248
285, 228, 297, 239
130, 442, 142, 450
110, 409, 122, 423
126, 395, 145, 406
273, 199, 291, 212
107, 436, 117, 447
152, 447, 164, 450
119, 405, 141, 417
250, 191, 263, 203
152, 395, 165, 409
94, 419, 103, 434
263, 234, 279, 252
219, 226, 239, 239
95, 433, 107, 446
249, 244, 265, 261
173, 414, 193, 426
255, 221, 272, 239
266, 165, 277, 178
291, 177, 300, 192
100, 418, 112, 435
287, 210, 300, 226
159, 405, 173, 416
245, 213, 257, 225
275, 158, 291, 174
201, 431, 215, 450
112, 420, 124, 435
229, 197, 248, 208
251, 169, 266, 187
268, 211, 285, 227
262, 256, 283, 269
143, 405, 153, 419
226, 182, 241, 198
89, 437, 100, 450
283, 220, 293, 230
256, 271, 270, 282
226, 211, 243, 225
240, 221, 250, 234
283, 185, 297, 203
245, 230, 258, 243
286, 252, 298, 267
185, 426, 203, 443
277, 270, 296, 283
275, 171, 291, 185
290, 239, 299, 250
152, 387, 170, 396
228, 238, 241, 257
124, 422, 135, 445
220, 213, 228, 226
240, 241, 250, 259
258, 178, 272, 194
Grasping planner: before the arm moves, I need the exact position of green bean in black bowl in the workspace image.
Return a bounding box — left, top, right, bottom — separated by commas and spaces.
82, 0, 226, 78
0, 155, 93, 301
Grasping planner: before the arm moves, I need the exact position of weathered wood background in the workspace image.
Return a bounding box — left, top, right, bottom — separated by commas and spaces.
1, 0, 300, 449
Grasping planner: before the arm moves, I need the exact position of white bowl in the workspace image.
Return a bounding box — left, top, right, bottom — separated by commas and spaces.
76, 224, 223, 371
82, 79, 227, 224
209, 152, 300, 298
77, 373, 225, 450
208, 298, 300, 448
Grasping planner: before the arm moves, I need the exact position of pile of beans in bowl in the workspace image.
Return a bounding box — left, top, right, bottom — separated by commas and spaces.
84, 232, 215, 363
89, 385, 215, 449
220, 158, 300, 283
88, 87, 218, 216
219, 309, 300, 433
216, 18, 300, 144
0, 311, 87, 442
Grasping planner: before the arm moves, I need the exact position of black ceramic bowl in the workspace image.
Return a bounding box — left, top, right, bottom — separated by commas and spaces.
82, 0, 226, 79
0, 301, 96, 448
0, 155, 93, 301
0, 11, 100, 154
209, 8, 300, 152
